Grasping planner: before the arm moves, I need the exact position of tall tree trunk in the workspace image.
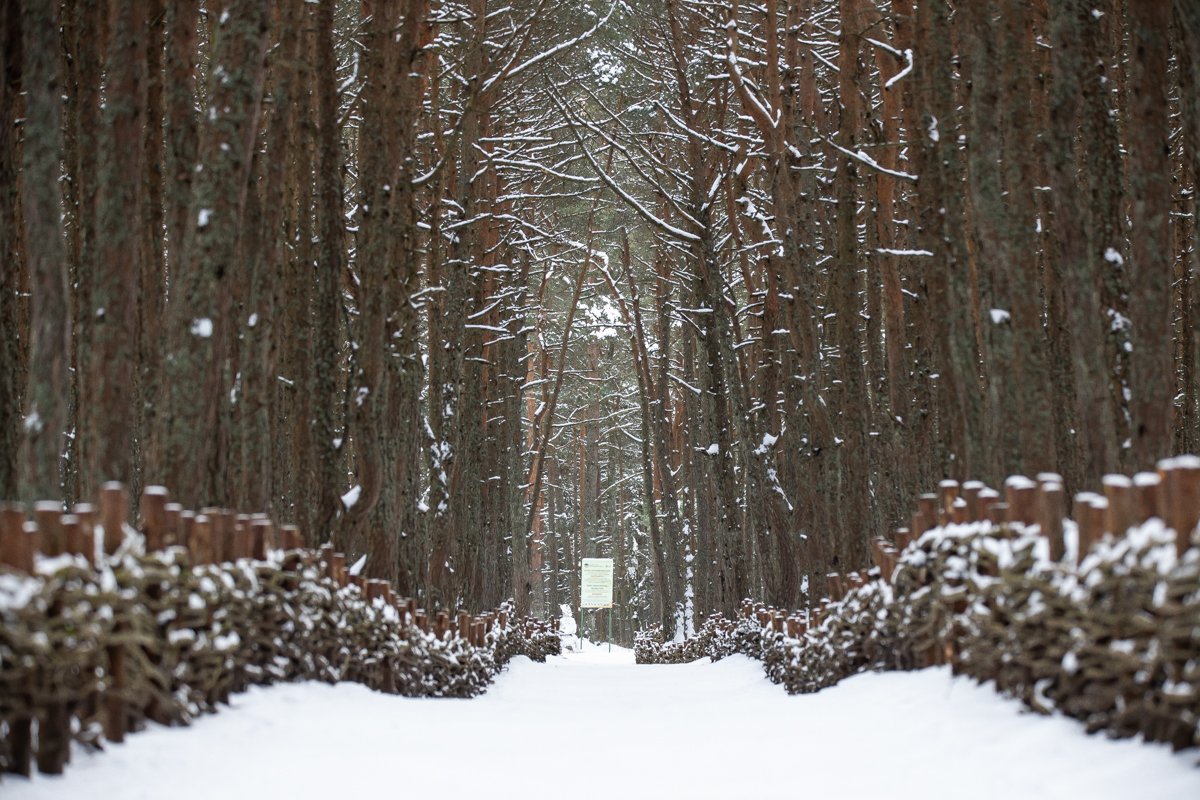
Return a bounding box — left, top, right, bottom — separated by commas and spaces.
0, 0, 23, 501
86, 0, 147, 493
17, 0, 69, 502
1126, 0, 1174, 467
312, 0, 345, 535
162, 0, 270, 507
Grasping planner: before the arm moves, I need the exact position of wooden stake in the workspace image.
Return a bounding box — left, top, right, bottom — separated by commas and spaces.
140, 486, 169, 552
191, 514, 212, 565
280, 523, 301, 550
34, 501, 64, 556
937, 480, 959, 523
179, 510, 195, 551
1171, 455, 1200, 541
1101, 474, 1136, 536
0, 502, 30, 572
1037, 481, 1066, 561
961, 480, 985, 521
251, 516, 272, 559
100, 482, 128, 555
1004, 476, 1037, 525
1133, 472, 1162, 523
62, 513, 83, 558
1073, 492, 1105, 564
163, 502, 181, 548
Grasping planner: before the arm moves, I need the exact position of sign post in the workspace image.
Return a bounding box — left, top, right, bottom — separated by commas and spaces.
580, 558, 614, 653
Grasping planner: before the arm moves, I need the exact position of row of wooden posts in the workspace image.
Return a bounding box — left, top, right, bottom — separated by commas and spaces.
0, 480, 566, 778
0, 480, 552, 648
716, 458, 1200, 643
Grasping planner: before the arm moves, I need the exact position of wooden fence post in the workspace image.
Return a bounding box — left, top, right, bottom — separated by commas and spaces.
179, 510, 195, 552
1004, 476, 1037, 525
191, 514, 212, 565
962, 480, 984, 521
251, 516, 273, 559
73, 502, 97, 564
1172, 455, 1200, 542
62, 513, 83, 558
163, 503, 181, 548
1101, 474, 1135, 536
100, 482, 128, 556
1073, 492, 1105, 565
141, 486, 168, 551
0, 503, 31, 776
1037, 480, 1066, 561
1133, 472, 1162, 523
938, 480, 959, 524
34, 501, 63, 556
280, 524, 301, 550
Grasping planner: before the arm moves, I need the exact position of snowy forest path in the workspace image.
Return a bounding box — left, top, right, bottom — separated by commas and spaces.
8, 652, 1200, 800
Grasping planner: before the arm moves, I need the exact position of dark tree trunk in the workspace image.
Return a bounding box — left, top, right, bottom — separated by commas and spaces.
162, 0, 270, 507
17, 0, 69, 503
86, 0, 147, 493
1126, 0, 1174, 468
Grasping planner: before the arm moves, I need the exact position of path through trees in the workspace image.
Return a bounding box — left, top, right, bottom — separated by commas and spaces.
5, 651, 1199, 800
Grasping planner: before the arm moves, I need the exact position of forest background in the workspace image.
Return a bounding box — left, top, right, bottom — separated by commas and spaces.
1, 0, 1198, 642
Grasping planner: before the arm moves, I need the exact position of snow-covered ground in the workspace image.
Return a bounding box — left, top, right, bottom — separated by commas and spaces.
7, 650, 1198, 799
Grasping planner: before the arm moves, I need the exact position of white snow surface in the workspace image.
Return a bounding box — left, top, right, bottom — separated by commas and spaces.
7, 654, 1197, 799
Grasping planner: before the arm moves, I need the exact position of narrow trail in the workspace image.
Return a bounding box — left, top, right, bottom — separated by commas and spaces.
8, 650, 1199, 800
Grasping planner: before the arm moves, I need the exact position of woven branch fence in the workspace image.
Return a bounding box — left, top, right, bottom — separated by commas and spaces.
0, 481, 560, 780
637, 457, 1200, 754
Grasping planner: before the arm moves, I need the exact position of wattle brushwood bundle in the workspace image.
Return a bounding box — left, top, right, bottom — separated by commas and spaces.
0, 482, 560, 779
637, 459, 1200, 753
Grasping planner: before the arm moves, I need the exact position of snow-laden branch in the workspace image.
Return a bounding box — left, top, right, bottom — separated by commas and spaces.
877, 248, 934, 256
821, 136, 918, 181
499, 1, 617, 82
884, 49, 914, 90
550, 92, 701, 244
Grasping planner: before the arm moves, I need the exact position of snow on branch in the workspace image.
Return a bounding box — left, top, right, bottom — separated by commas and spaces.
821, 136, 918, 181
